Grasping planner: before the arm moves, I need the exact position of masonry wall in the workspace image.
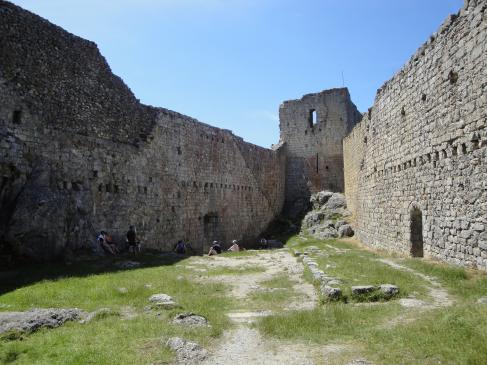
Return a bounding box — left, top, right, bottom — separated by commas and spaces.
279, 89, 361, 217
344, 0, 487, 270
0, 1, 285, 261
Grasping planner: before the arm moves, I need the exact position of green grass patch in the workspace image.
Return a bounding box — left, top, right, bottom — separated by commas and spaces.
257, 303, 401, 343
402, 258, 487, 303
0, 254, 234, 364
364, 304, 487, 364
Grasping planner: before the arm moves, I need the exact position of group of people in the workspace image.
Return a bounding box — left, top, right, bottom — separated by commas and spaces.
207, 240, 242, 256
97, 225, 140, 255
97, 228, 246, 257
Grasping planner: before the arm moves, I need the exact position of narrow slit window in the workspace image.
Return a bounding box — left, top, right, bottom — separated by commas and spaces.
308, 109, 317, 128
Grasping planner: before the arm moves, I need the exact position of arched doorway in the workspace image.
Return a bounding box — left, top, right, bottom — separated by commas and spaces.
410, 207, 424, 257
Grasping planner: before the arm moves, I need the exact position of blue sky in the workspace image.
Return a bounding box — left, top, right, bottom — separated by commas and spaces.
13, 0, 463, 148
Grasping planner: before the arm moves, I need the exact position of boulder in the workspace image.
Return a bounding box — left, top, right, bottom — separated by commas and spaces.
338, 225, 354, 238
379, 284, 399, 297
310, 191, 334, 209
149, 294, 177, 309
315, 227, 339, 240
0, 308, 86, 334
172, 312, 209, 327
320, 285, 342, 300
477, 297, 487, 304
351, 286, 376, 295
302, 211, 324, 229
323, 193, 347, 210
166, 337, 208, 364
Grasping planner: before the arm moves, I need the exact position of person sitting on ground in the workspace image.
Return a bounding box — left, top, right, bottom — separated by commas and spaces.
126, 225, 140, 254
98, 231, 116, 255
259, 238, 268, 250
174, 240, 187, 255
105, 233, 119, 254
228, 240, 241, 252
208, 240, 222, 256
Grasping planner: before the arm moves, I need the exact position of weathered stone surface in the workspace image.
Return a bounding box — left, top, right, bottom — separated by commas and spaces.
343, 0, 487, 271
166, 337, 208, 364
310, 191, 334, 210
351, 286, 376, 295
323, 193, 347, 211
281, 89, 361, 218
301, 191, 353, 240
477, 297, 487, 304
172, 312, 209, 327
379, 284, 399, 297
320, 285, 342, 300
0, 308, 86, 334
338, 224, 354, 238
0, 2, 286, 262
149, 294, 177, 309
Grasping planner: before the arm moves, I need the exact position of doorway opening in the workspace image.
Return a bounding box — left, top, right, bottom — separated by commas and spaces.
410, 207, 424, 257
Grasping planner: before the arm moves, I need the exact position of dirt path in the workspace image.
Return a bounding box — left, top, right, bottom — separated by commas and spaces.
378, 259, 454, 308
191, 250, 325, 364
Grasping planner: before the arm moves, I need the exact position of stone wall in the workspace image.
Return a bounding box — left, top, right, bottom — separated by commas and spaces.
279, 89, 361, 217
0, 1, 286, 260
344, 0, 487, 270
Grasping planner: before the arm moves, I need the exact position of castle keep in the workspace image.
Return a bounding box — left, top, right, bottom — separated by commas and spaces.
279, 89, 361, 217
1, 0, 486, 271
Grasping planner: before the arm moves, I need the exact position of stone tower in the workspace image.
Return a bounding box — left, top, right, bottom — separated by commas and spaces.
279, 88, 361, 217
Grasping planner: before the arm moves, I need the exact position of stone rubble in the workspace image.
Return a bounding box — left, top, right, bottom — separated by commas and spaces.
148, 294, 178, 309
172, 312, 209, 327
0, 308, 86, 334
166, 337, 209, 364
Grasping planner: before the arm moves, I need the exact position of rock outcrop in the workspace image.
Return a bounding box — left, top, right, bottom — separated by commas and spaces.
0, 308, 86, 334
301, 191, 354, 239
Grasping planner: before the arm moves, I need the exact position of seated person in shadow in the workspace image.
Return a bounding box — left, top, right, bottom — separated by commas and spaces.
97, 231, 116, 255
228, 240, 241, 252
208, 241, 222, 256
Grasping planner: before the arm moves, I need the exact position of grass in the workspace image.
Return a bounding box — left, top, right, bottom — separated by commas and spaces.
253, 235, 487, 364
293, 236, 429, 302
2, 235, 487, 364
0, 253, 233, 365
246, 274, 298, 311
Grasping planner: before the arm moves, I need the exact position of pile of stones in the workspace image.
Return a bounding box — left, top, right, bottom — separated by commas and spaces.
301, 191, 354, 239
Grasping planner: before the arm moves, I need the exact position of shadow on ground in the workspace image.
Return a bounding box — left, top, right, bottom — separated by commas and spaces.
0, 250, 189, 296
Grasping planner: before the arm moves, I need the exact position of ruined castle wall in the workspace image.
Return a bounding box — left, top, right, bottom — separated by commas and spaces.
343, 0, 487, 270
343, 116, 366, 218
279, 89, 361, 216
0, 1, 285, 260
